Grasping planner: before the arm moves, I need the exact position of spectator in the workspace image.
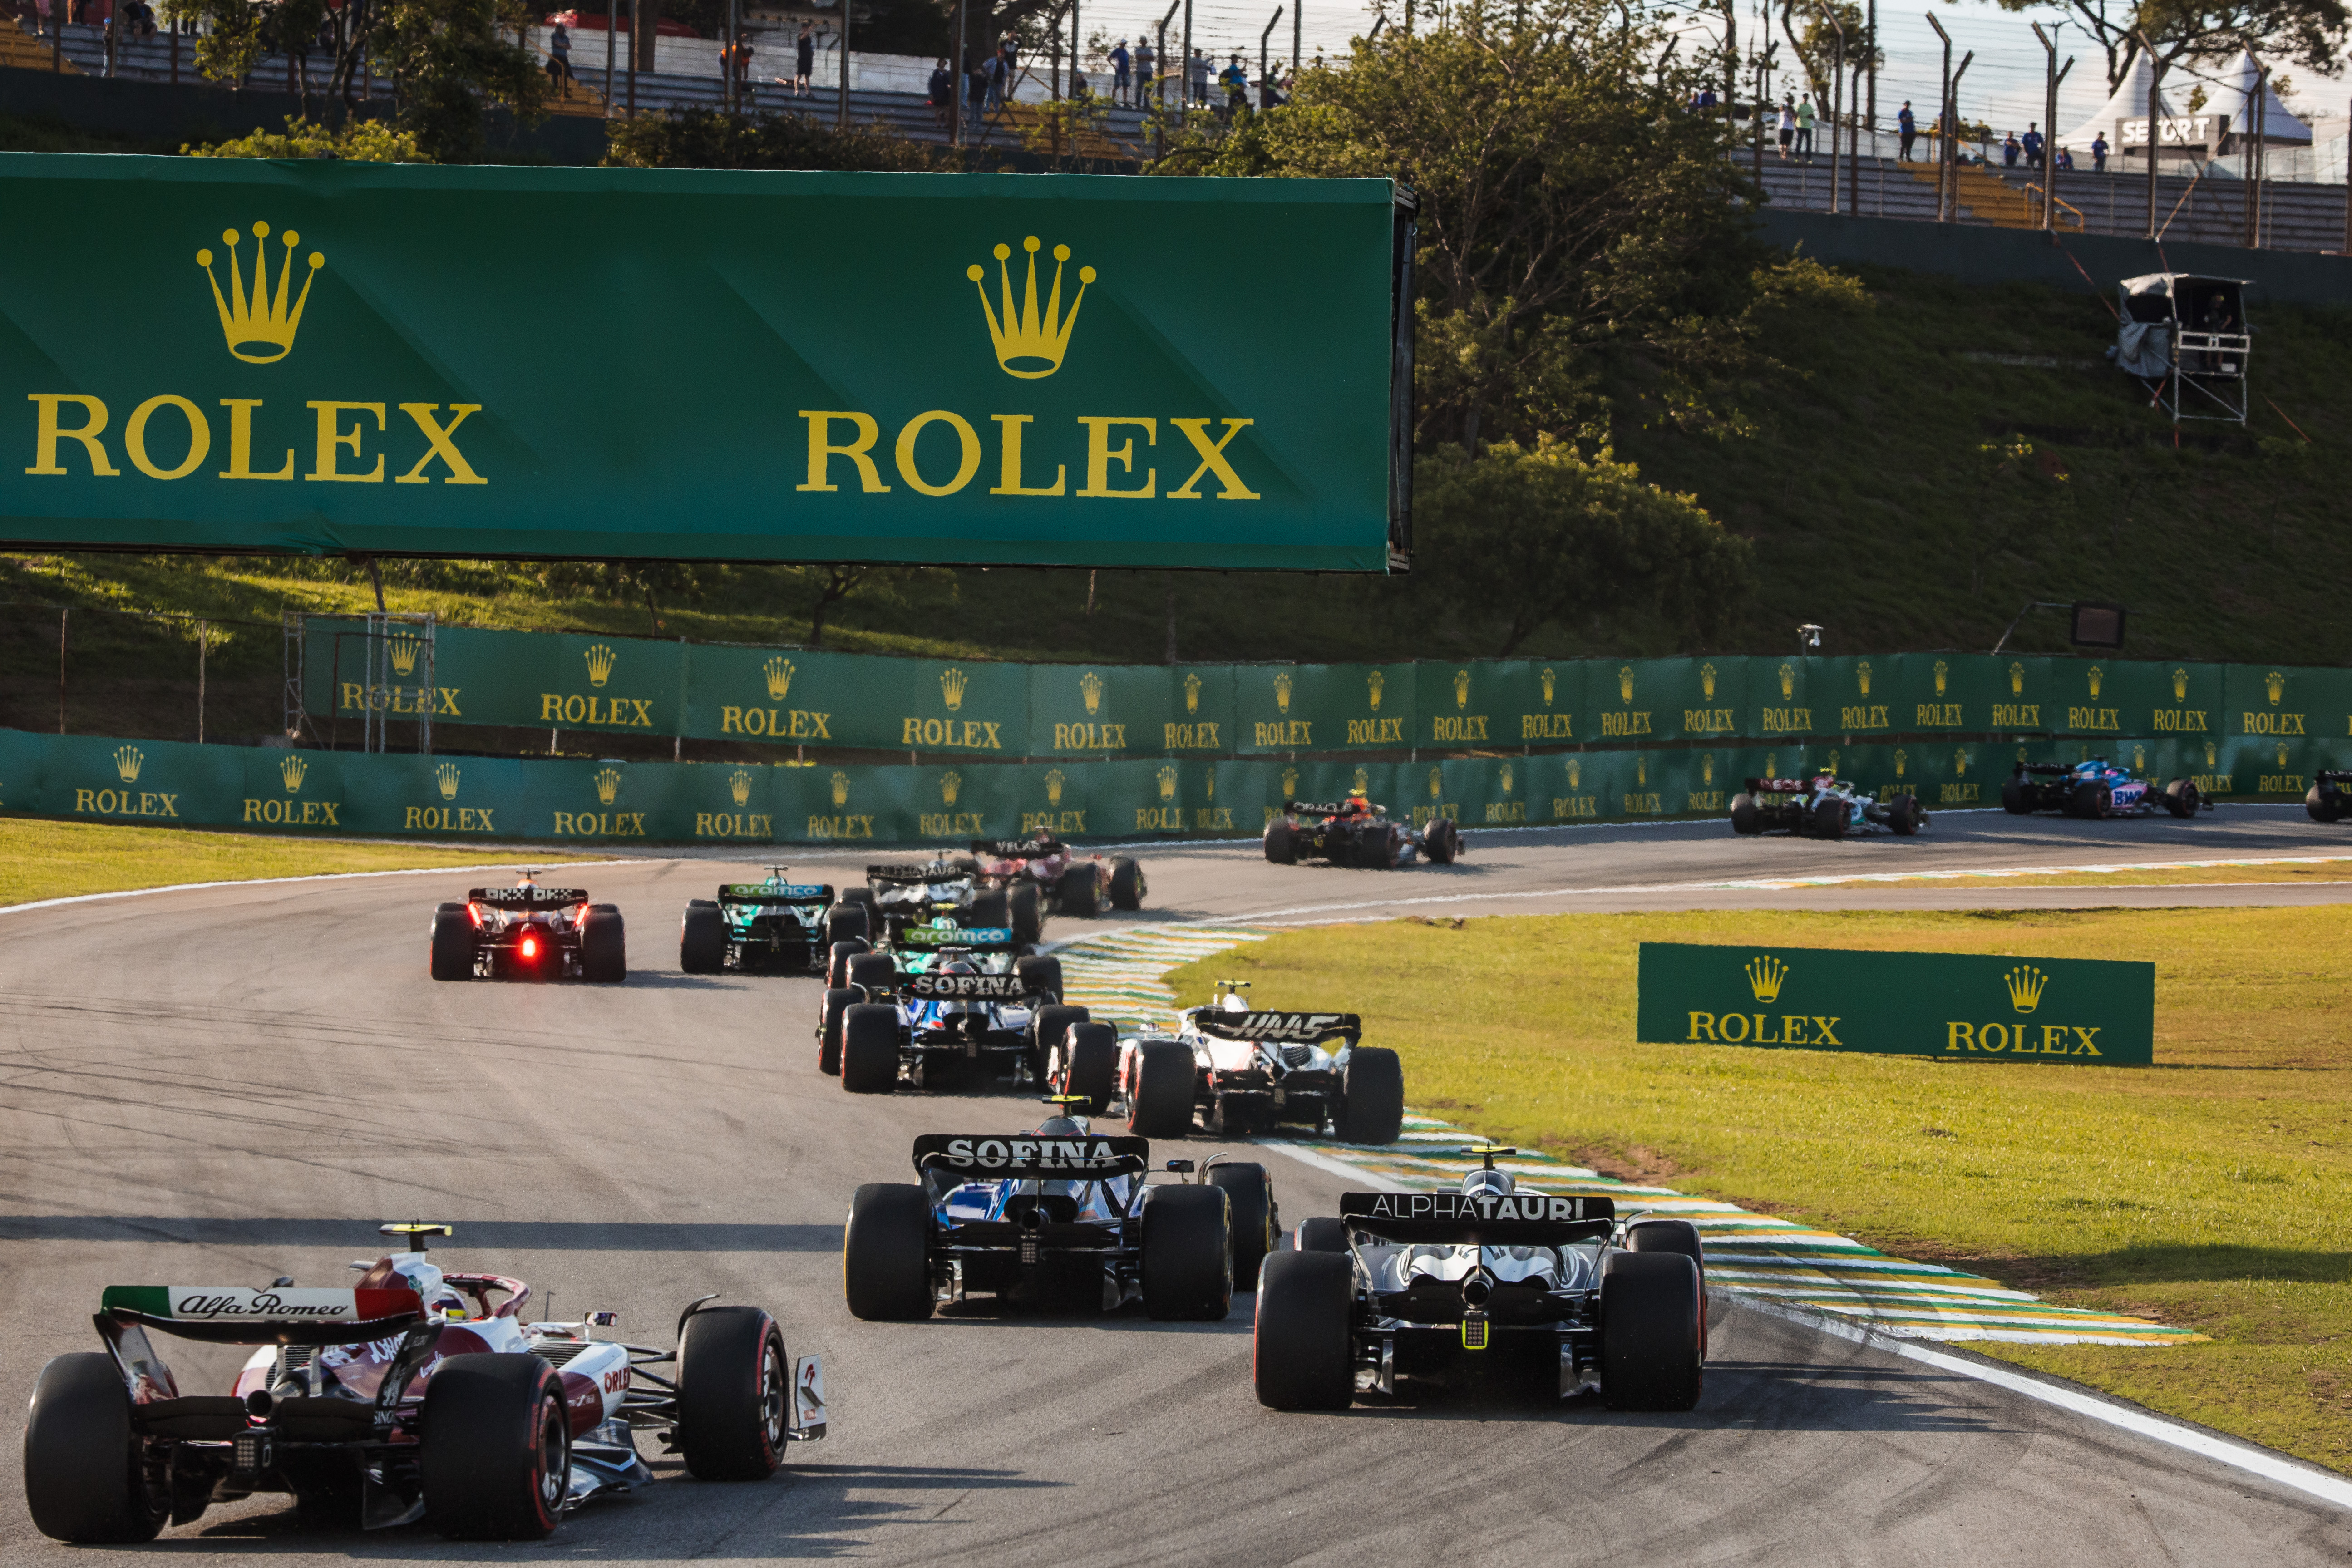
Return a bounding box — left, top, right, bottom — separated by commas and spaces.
1133, 37, 1154, 108
2056, 144, 2074, 172
794, 22, 814, 95
547, 18, 572, 98
1219, 54, 1247, 119
2091, 131, 2107, 173
1793, 96, 1814, 161
734, 30, 753, 94
986, 44, 1007, 108
967, 55, 989, 132
928, 55, 953, 128
1109, 37, 1129, 104
2022, 122, 2043, 169
1261, 66, 1285, 111
1695, 85, 1716, 111
1776, 96, 1795, 160
2002, 130, 2020, 168
1187, 47, 1208, 107
1897, 99, 1915, 161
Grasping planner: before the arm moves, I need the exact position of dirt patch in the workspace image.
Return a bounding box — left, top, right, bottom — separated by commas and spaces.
1562, 1141, 1686, 1184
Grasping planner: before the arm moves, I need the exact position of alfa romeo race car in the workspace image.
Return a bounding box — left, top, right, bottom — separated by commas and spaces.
967, 834, 1147, 923
2001, 759, 2205, 819
22, 1223, 823, 1544
1263, 795, 1462, 869
429, 874, 625, 982
1254, 1151, 1705, 1413
841, 1114, 1267, 1320
2307, 771, 2352, 821
843, 862, 1029, 949
1729, 773, 1925, 838
679, 870, 863, 975
819, 921, 1066, 1092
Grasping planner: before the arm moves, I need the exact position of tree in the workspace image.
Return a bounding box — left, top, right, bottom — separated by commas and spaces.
605, 104, 956, 168
185, 114, 430, 160
369, 0, 547, 164
1981, 0, 2347, 91
1777, 0, 1880, 111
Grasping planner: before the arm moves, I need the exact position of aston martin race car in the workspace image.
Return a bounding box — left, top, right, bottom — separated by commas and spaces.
2001, 759, 2205, 819
429, 874, 625, 982
820, 921, 1066, 1091
22, 1223, 823, 1544
1263, 794, 1462, 869
967, 833, 1146, 923
1254, 1150, 1704, 1413
679, 869, 863, 975
2307, 771, 2352, 822
841, 1112, 1267, 1320
843, 862, 1031, 949
1730, 773, 1925, 838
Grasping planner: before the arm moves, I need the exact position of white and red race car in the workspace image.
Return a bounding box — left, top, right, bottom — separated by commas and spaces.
966, 833, 1146, 927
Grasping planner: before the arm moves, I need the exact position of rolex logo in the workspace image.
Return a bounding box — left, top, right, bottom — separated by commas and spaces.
1429, 765, 1442, 799
113, 745, 144, 783
1566, 759, 1580, 788
435, 762, 461, 800
1183, 672, 1201, 714
1777, 663, 1795, 699
2204, 740, 2217, 768
594, 767, 622, 807
584, 644, 617, 688
1367, 670, 1385, 710
1204, 771, 1215, 801
1274, 671, 1293, 713
1156, 764, 1178, 801
2004, 964, 2048, 1014
1893, 749, 1906, 778
831, 771, 851, 807
1618, 666, 1635, 702
279, 754, 307, 793
2009, 662, 2025, 695
1934, 659, 1949, 696
1762, 754, 1775, 779
2172, 667, 2189, 702
1282, 766, 1299, 799
1745, 954, 1788, 1005
764, 657, 795, 701
730, 769, 754, 807
387, 636, 422, 678
2266, 671, 2285, 704
1636, 756, 1647, 787
1701, 662, 1717, 700
2132, 745, 2146, 772
1499, 762, 1514, 794
1825, 749, 1839, 775
940, 770, 961, 806
1453, 669, 1470, 709
941, 667, 968, 711
1081, 671, 1104, 716
198, 220, 323, 364
1046, 768, 1065, 807
2087, 665, 2103, 699
1955, 749, 1969, 776
2278, 741, 2291, 768
968, 237, 1093, 379
1352, 766, 1368, 793
1701, 754, 1714, 785
1540, 667, 1556, 704
1857, 660, 1873, 697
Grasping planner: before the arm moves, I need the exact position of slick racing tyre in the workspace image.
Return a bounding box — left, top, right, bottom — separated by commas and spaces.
846, 952, 895, 996
1109, 857, 1147, 910
1055, 864, 1100, 917
968, 888, 1011, 932
1625, 1218, 1709, 1356
839, 1004, 901, 1094
1142, 1183, 1232, 1321
1422, 819, 1461, 865
2070, 781, 2112, 819
675, 1305, 789, 1481
1333, 1047, 1404, 1145
1210, 1162, 1278, 1290
2171, 779, 2206, 819
420, 1353, 569, 1540
1727, 793, 1762, 835
826, 938, 870, 989
1126, 1038, 1196, 1139
430, 903, 477, 982
2000, 775, 2034, 814
1030, 1003, 1090, 1087
1058, 1021, 1120, 1114
23, 1353, 167, 1543
823, 902, 871, 948
1807, 798, 1847, 840
843, 1183, 933, 1321
1599, 1252, 1703, 1413
1885, 794, 1924, 837
1253, 1253, 1353, 1410
581, 905, 627, 983
680, 900, 728, 975
1262, 820, 1297, 865
818, 987, 857, 1076
1294, 1216, 1350, 1254
1008, 882, 1045, 947
1016, 954, 1064, 1004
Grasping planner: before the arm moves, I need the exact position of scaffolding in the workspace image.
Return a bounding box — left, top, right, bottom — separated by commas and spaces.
2115, 272, 2252, 425
283, 611, 438, 752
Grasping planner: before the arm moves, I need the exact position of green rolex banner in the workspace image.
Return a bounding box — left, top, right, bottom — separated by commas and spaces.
1636, 942, 2155, 1065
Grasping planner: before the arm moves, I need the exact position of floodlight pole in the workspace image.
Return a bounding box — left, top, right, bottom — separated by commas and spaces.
1926, 15, 1951, 222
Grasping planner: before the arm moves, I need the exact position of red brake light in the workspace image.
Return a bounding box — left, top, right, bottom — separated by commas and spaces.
466, 902, 483, 926
520, 935, 538, 958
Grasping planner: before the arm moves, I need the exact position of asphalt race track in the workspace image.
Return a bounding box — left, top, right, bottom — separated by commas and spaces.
5, 805, 2352, 1565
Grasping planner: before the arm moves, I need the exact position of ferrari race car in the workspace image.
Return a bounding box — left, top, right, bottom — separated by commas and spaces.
1263, 795, 1462, 869
22, 1223, 824, 1544
679, 869, 863, 975
2001, 759, 2205, 819
1254, 1150, 1705, 1413
2307, 771, 2352, 821
841, 1113, 1274, 1320
430, 874, 625, 982
1730, 773, 1925, 838
842, 861, 1038, 948
967, 834, 1146, 921
819, 920, 1066, 1091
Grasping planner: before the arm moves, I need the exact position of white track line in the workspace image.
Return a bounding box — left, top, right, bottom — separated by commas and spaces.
0, 860, 635, 919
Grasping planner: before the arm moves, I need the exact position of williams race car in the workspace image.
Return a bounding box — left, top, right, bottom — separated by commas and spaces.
820, 921, 1066, 1091
1264, 794, 1462, 869
967, 833, 1147, 922
1729, 773, 1925, 838
2001, 759, 2205, 819
679, 869, 864, 975
429, 874, 625, 982
22, 1223, 823, 1544
1254, 1150, 1705, 1412
2307, 771, 2352, 821
841, 1113, 1269, 1320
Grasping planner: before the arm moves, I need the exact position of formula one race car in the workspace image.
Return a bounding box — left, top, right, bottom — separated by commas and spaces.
429, 873, 625, 982
679, 869, 863, 975
2307, 772, 2352, 822
967, 834, 1146, 923
2001, 759, 2205, 819
1254, 1150, 1704, 1413
842, 862, 1031, 949
1729, 773, 1925, 838
1264, 794, 1462, 869
820, 921, 1066, 1092
841, 1112, 1268, 1321
22, 1223, 824, 1544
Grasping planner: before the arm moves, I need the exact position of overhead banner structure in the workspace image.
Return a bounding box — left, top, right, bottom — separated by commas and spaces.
0, 157, 1410, 572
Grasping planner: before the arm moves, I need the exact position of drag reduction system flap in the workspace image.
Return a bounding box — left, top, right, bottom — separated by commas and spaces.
1192, 1010, 1361, 1045
100, 1286, 427, 1345
904, 970, 1031, 1001
913, 1133, 1151, 1178
973, 838, 1066, 858
468, 886, 587, 907
866, 863, 959, 883
1338, 1190, 1616, 1244
718, 882, 832, 904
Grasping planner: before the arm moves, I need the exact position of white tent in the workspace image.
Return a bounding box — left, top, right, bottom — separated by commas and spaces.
2201, 49, 2314, 145
2059, 48, 2314, 153
2057, 50, 2189, 152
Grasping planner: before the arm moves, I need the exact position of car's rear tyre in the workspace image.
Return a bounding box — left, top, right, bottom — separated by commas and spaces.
1059, 1021, 1119, 1114
1016, 954, 1064, 1004
1809, 798, 1847, 839
825, 938, 869, 989
1600, 1252, 1704, 1413
22, 1353, 166, 1543
680, 900, 727, 975
846, 952, 895, 996
1210, 1162, 1277, 1290
1008, 882, 1045, 946
1625, 1218, 1709, 1356
2171, 779, 2206, 819
842, 887, 881, 924
1333, 1046, 1404, 1144
675, 1305, 789, 1481
2000, 775, 2033, 814
2071, 781, 2112, 819
1030, 1003, 1090, 1086
1143, 1184, 1232, 1321
843, 1183, 932, 1321
1422, 819, 1460, 865
818, 987, 856, 1076
1728, 793, 1762, 835
1253, 1252, 1353, 1410
968, 888, 1011, 932
1055, 864, 1100, 917
1109, 857, 1147, 909
419, 1353, 568, 1540
430, 903, 475, 982
580, 905, 627, 983
1886, 794, 1923, 837
1125, 1038, 1195, 1137
1263, 821, 1297, 865
840, 1003, 900, 1094
1295, 1216, 1350, 1254
823, 902, 870, 948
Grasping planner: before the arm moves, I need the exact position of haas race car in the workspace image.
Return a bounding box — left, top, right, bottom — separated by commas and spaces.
842, 1113, 1277, 1320
819, 920, 1066, 1092
1264, 793, 1462, 869
430, 873, 625, 982
1254, 1150, 1705, 1413
2001, 759, 2205, 819
966, 833, 1146, 921
1730, 772, 1925, 838
680, 869, 866, 975
22, 1223, 823, 1544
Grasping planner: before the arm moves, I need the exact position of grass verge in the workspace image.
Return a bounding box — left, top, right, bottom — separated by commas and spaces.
1723, 858, 2352, 891
1165, 907, 2352, 1474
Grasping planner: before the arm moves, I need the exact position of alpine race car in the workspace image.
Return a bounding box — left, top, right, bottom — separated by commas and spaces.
842, 862, 1029, 950
1253, 1150, 1705, 1413
841, 1112, 1270, 1320
1730, 773, 1925, 838
2307, 771, 2352, 821
679, 869, 863, 975
429, 874, 625, 982
966, 834, 1146, 924
2001, 759, 2205, 819
1263, 794, 1462, 869
820, 921, 1066, 1091
22, 1223, 824, 1544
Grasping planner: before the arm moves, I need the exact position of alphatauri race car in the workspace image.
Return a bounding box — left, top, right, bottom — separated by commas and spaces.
820, 921, 1066, 1092
430, 874, 625, 982
1730, 773, 1925, 838
842, 862, 1031, 949
2307, 771, 2352, 822
2001, 759, 2205, 819
967, 834, 1147, 924
22, 1223, 823, 1544
679, 870, 864, 975
1264, 794, 1462, 869
1254, 1151, 1705, 1413
841, 1112, 1267, 1321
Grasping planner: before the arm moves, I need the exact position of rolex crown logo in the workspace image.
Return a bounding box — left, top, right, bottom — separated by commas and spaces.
1081, 671, 1104, 716
2003, 964, 2049, 1014
2266, 671, 2285, 704
1618, 666, 1636, 702
1636, 756, 1647, 787
1744, 954, 1789, 1005
2205, 740, 2218, 768
1204, 771, 1215, 801
1777, 663, 1795, 699
1499, 762, 1514, 794
280, 754, 307, 793
2132, 745, 2145, 772
1453, 669, 1471, 709
764, 657, 795, 701
1540, 667, 1557, 705
1429, 765, 1443, 799
435, 762, 461, 800
2278, 741, 2291, 768
1352, 766, 1368, 793
198, 220, 324, 365
1825, 749, 1840, 775
1156, 764, 1178, 801
594, 767, 622, 807
1183, 672, 1202, 714
1046, 768, 1066, 807
1566, 759, 1581, 788
1274, 671, 1293, 713
2009, 661, 2025, 695
940, 770, 961, 806
1857, 660, 1873, 697
1701, 662, 1718, 700
730, 769, 754, 807
1934, 659, 1949, 695
968, 237, 1094, 379
1368, 670, 1385, 710
1893, 749, 1907, 778
2087, 665, 2104, 699
387, 636, 421, 678
1701, 754, 1715, 784
2172, 667, 2189, 701
831, 771, 850, 807
941, 667, 968, 711
584, 644, 617, 688
1282, 766, 1299, 799
1956, 749, 1969, 776
113, 745, 144, 783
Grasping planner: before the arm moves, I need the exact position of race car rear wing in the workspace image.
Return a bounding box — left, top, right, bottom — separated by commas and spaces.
897, 925, 1017, 952
2014, 763, 2074, 777
1742, 777, 1813, 794
972, 838, 1066, 859
1191, 1010, 1361, 1045
717, 882, 833, 904
904, 971, 1034, 1001
99, 1285, 427, 1346
913, 1133, 1150, 1179
468, 887, 587, 907
1283, 800, 1387, 819
1337, 1190, 1615, 1245
2317, 771, 2352, 786
866, 863, 958, 884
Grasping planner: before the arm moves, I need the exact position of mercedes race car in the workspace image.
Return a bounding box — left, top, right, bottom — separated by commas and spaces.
1730, 773, 1925, 838
2307, 771, 2352, 822
842, 1113, 1273, 1320
820, 921, 1066, 1092
2001, 759, 2205, 819
430, 874, 625, 982
967, 833, 1146, 922
22, 1223, 823, 1544
842, 862, 1036, 949
1264, 795, 1462, 869
1254, 1151, 1705, 1413
679, 870, 863, 975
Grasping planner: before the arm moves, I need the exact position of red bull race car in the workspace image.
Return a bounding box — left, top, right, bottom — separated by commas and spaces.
429, 873, 626, 982
1263, 794, 1462, 869
2000, 759, 2205, 819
